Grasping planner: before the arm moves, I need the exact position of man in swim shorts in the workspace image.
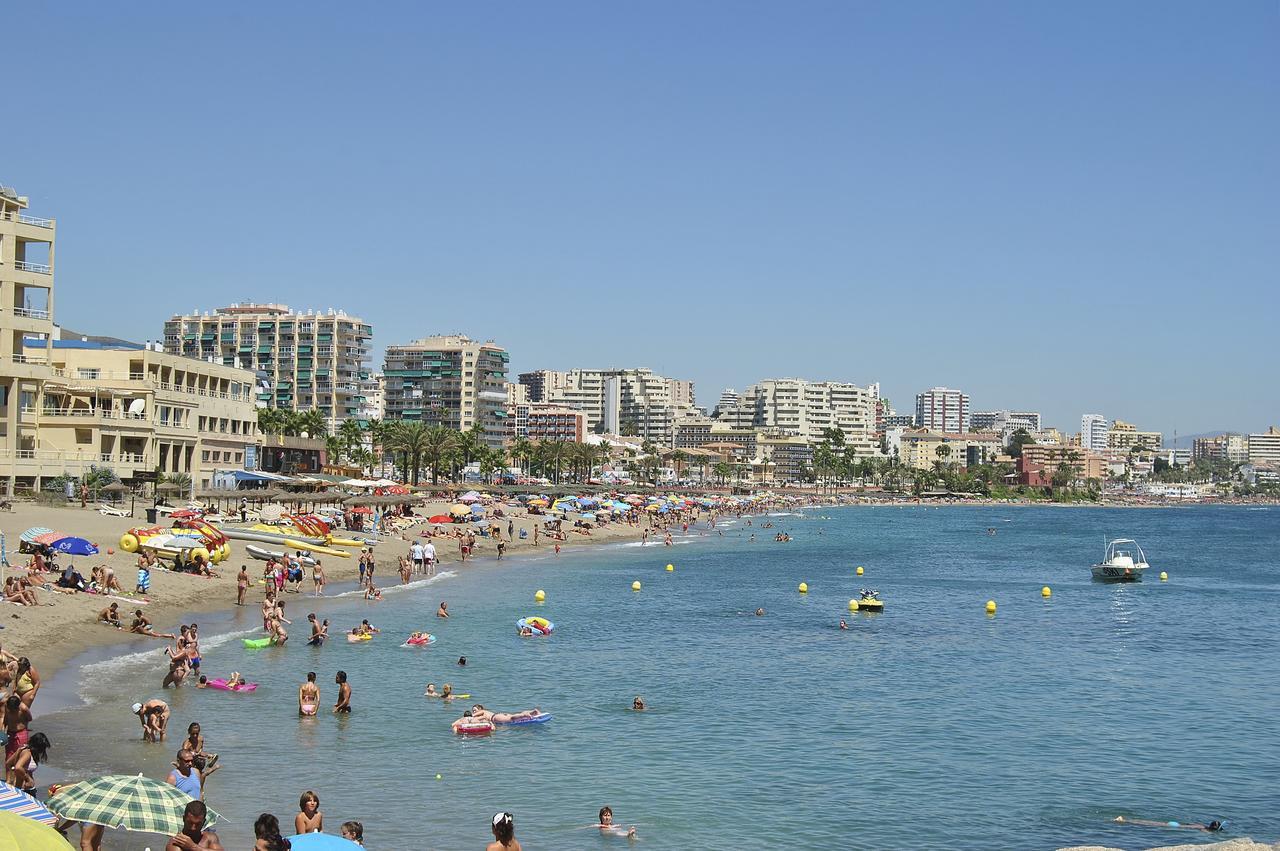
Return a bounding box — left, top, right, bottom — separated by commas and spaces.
307, 614, 328, 645
1113, 816, 1224, 832
333, 671, 351, 713
299, 672, 320, 716
134, 699, 170, 742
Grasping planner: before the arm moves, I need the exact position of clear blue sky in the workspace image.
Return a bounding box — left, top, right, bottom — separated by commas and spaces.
6, 1, 1277, 439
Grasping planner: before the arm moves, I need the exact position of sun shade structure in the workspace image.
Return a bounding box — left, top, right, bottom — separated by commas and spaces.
0, 780, 58, 826
0, 810, 74, 850
46, 774, 223, 835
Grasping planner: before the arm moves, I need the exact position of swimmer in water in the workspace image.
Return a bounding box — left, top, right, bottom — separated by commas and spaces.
839, 619, 848, 630
632, 696, 645, 711
424, 683, 439, 697
1113, 816, 1224, 832
595, 806, 637, 839
755, 608, 765, 616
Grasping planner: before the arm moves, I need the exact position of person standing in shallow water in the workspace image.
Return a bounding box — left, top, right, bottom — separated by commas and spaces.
299, 672, 320, 716
333, 671, 351, 713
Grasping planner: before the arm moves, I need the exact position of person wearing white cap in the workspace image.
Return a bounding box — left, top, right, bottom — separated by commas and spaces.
133, 698, 170, 742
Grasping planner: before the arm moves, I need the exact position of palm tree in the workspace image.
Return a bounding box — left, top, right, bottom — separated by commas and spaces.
385, 421, 429, 484
510, 437, 535, 481
713, 461, 732, 486
338, 419, 365, 461
542, 441, 572, 484
671, 449, 687, 482
325, 435, 345, 466
421, 425, 459, 485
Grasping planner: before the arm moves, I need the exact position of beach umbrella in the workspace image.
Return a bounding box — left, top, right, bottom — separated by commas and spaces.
285, 833, 363, 850
448, 504, 469, 516
0, 810, 73, 850
459, 491, 481, 503
470, 503, 485, 514
428, 514, 453, 524
48, 536, 100, 556
102, 482, 127, 493
46, 774, 222, 835
0, 780, 58, 826
20, 527, 55, 544
527, 498, 549, 507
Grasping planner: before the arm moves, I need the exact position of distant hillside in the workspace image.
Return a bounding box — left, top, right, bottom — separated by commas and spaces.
1164, 430, 1248, 448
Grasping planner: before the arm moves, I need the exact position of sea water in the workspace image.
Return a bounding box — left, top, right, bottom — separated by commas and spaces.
39, 505, 1280, 850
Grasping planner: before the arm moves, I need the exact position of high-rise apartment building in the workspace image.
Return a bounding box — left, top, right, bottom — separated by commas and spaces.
1080, 414, 1108, 451
518, 368, 695, 445
357, 372, 385, 422
971, 410, 1042, 433
915, 387, 970, 433
1192, 433, 1249, 464
712, 389, 739, 418
720, 378, 879, 457
1106, 420, 1162, 453
163, 303, 372, 430
1, 185, 57, 494
1247, 426, 1280, 465
383, 335, 510, 449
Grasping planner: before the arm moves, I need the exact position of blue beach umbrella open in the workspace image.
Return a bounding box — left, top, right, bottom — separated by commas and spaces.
50, 536, 100, 557
285, 833, 363, 850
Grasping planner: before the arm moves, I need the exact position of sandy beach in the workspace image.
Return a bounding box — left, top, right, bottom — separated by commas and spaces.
1, 500, 644, 680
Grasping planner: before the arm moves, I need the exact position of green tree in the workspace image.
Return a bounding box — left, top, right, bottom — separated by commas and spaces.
1005, 428, 1035, 458
421, 425, 459, 484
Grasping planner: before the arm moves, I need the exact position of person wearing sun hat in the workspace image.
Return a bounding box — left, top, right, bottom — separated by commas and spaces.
133, 698, 169, 741
487, 811, 521, 851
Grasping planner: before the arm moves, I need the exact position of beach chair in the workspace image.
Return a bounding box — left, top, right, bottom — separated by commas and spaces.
98, 504, 131, 517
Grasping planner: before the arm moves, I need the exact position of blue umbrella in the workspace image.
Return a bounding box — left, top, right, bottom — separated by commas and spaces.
50, 536, 99, 556
470, 504, 485, 514
0, 779, 57, 826
285, 833, 363, 850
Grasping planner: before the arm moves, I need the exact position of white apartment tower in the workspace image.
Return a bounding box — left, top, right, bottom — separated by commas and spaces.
164, 303, 373, 431
724, 378, 879, 457
1081, 414, 1109, 451
915, 387, 970, 433
517, 368, 695, 445
383, 335, 510, 449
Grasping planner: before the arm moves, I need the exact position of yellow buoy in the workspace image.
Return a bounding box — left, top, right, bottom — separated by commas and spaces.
985, 600, 997, 615
1159, 571, 1168, 581
798, 582, 808, 593
856, 566, 864, 576
632, 581, 642, 592
666, 564, 674, 572
435, 774, 443, 780
848, 598, 859, 611
1041, 586, 1051, 598
534, 589, 546, 603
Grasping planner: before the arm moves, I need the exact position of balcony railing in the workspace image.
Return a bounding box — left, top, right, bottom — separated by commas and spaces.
27, 406, 151, 422
13, 260, 52, 274
4, 448, 151, 466
12, 306, 51, 320
10, 353, 48, 365
1, 211, 54, 228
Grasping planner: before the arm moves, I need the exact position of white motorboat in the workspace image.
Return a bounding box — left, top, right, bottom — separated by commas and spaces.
1091, 538, 1149, 582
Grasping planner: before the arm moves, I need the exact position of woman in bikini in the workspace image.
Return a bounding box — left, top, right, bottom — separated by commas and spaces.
299, 672, 320, 716
236, 565, 251, 606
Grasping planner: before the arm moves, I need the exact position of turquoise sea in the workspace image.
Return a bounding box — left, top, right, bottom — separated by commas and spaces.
41, 505, 1280, 850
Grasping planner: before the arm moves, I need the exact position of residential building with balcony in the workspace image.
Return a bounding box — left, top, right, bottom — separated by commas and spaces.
1247, 426, 1280, 466
383, 335, 510, 449
357, 372, 385, 422
898, 429, 1004, 471
751, 434, 813, 484
0, 185, 57, 493
163, 303, 372, 432
1106, 420, 1163, 453
915, 387, 970, 433
6, 338, 257, 492
519, 368, 695, 445
1192, 433, 1249, 464
510, 403, 586, 443
719, 378, 879, 457
1080, 414, 1108, 451
1017, 444, 1107, 486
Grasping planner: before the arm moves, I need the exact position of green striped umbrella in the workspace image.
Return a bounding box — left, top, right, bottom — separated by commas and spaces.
46, 775, 222, 835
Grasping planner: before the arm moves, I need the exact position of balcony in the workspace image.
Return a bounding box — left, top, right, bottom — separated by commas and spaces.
11, 306, 51, 321
13, 260, 51, 275
0, 211, 54, 228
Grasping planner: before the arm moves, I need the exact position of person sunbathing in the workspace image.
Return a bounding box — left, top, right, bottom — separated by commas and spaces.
3, 577, 39, 607
471, 704, 542, 724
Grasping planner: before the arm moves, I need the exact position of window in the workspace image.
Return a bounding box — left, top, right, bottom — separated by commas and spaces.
202, 451, 210, 461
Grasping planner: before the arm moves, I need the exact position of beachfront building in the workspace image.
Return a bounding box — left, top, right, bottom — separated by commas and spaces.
915, 387, 970, 433
510, 403, 587, 443
1106, 420, 1163, 453
971, 410, 1042, 434
1247, 427, 1280, 465
1017, 444, 1108, 486
1193, 433, 1249, 464
712, 388, 739, 418
12, 337, 257, 492
518, 368, 695, 445
163, 303, 373, 431
752, 434, 814, 484
357, 372, 385, 422
383, 335, 510, 449
717, 378, 880, 458
0, 184, 57, 495
897, 429, 1004, 471
1080, 414, 1108, 451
